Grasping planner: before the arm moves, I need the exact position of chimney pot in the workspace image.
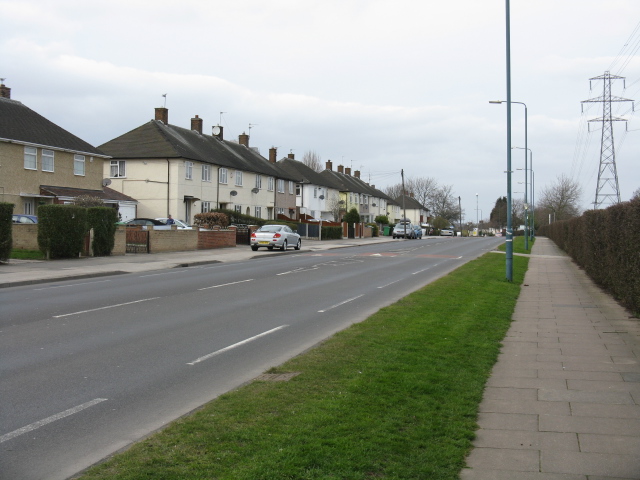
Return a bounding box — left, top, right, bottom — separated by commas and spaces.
239, 132, 249, 147
269, 147, 277, 164
345, 167, 351, 176
326, 160, 333, 171
0, 82, 11, 99
337, 165, 344, 174
212, 125, 224, 139
155, 107, 168, 124
287, 153, 295, 159
354, 170, 360, 179
191, 115, 203, 134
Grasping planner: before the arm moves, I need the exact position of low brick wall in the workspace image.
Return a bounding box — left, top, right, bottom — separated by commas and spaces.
12, 224, 39, 250
149, 228, 198, 252
112, 226, 126, 255
197, 229, 236, 249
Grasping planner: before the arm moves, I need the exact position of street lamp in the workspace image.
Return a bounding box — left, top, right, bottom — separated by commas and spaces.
514, 146, 533, 240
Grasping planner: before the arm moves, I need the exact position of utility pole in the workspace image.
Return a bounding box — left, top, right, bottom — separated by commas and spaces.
581, 71, 633, 208
401, 169, 407, 237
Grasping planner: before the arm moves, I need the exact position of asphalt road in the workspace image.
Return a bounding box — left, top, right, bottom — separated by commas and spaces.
0, 237, 503, 480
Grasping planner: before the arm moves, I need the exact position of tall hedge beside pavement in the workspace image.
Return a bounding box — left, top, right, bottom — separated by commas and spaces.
0, 203, 13, 262
38, 205, 88, 259
88, 207, 117, 256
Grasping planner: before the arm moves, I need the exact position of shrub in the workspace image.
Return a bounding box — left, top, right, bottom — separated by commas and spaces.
193, 212, 229, 229
87, 207, 117, 256
367, 222, 379, 236
343, 207, 360, 224
321, 226, 343, 239
0, 203, 13, 262
37, 205, 88, 259
374, 215, 389, 225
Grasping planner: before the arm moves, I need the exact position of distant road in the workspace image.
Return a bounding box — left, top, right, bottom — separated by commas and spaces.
0, 237, 503, 480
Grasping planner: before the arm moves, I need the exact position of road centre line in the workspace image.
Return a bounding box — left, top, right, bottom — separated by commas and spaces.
318, 294, 365, 313
139, 270, 190, 278
198, 279, 254, 290
52, 297, 160, 318
0, 398, 107, 444
33, 279, 112, 291
187, 325, 288, 365
377, 280, 400, 289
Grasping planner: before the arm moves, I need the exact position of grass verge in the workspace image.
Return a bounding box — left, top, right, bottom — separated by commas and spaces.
498, 235, 535, 254
79, 253, 529, 480
9, 249, 45, 260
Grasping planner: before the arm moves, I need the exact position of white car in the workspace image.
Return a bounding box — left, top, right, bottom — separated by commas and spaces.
250, 224, 301, 251
440, 228, 455, 236
155, 218, 193, 230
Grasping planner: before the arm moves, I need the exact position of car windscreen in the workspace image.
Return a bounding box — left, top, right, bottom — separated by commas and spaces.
259, 226, 281, 233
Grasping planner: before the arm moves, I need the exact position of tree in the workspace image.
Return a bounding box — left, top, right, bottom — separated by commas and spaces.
327, 193, 342, 222
343, 207, 361, 224
302, 150, 323, 172
429, 184, 459, 222
538, 174, 582, 221
632, 187, 640, 200
489, 197, 507, 229
74, 195, 104, 208
383, 176, 458, 222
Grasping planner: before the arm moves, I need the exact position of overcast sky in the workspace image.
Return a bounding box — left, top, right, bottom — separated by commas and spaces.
3, 0, 639, 220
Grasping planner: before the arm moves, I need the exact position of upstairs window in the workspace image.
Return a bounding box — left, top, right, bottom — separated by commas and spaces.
42, 149, 54, 172
74, 155, 85, 176
202, 164, 211, 182
24, 146, 37, 170
235, 170, 243, 186
110, 160, 126, 178
277, 179, 285, 193
219, 167, 228, 184
185, 161, 193, 180
289, 181, 294, 194
267, 177, 274, 191
255, 175, 262, 189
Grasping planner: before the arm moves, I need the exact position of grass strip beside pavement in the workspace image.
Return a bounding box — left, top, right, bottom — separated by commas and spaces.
9, 249, 45, 260
498, 235, 535, 254
79, 253, 529, 480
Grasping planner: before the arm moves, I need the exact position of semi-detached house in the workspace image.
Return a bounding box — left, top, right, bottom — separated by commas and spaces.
99, 108, 298, 224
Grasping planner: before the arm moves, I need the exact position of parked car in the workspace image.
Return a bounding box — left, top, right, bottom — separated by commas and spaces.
155, 218, 193, 230
412, 224, 423, 239
12, 214, 38, 224
392, 222, 415, 239
440, 227, 455, 236
118, 218, 166, 226
250, 224, 301, 251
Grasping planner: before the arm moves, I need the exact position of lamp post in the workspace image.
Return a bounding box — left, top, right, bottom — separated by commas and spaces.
514, 147, 533, 240
458, 196, 462, 237
475, 193, 479, 236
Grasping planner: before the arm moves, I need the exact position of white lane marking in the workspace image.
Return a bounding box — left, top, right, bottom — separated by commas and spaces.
52, 297, 160, 318
198, 279, 254, 290
318, 294, 365, 313
377, 280, 400, 289
139, 270, 189, 278
187, 325, 288, 365
0, 398, 107, 444
33, 280, 112, 291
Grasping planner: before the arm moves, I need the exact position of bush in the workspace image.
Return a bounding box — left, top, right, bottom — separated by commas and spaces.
193, 212, 229, 229
0, 203, 13, 262
343, 207, 360, 224
87, 207, 117, 256
374, 215, 389, 225
38, 205, 88, 259
367, 222, 379, 236
213, 209, 265, 227
321, 226, 343, 239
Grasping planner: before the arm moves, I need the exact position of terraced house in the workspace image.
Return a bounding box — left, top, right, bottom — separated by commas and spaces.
99, 108, 298, 224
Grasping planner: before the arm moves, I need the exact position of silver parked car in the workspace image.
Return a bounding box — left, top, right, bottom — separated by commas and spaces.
250, 224, 301, 251
392, 222, 416, 239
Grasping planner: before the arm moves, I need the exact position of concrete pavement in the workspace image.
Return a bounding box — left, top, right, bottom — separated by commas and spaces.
462, 237, 640, 480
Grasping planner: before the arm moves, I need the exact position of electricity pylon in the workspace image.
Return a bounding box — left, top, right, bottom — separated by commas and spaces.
581, 71, 633, 208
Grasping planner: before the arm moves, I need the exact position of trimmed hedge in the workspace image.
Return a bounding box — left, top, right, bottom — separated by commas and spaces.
321, 226, 343, 239
38, 204, 88, 259
0, 203, 13, 262
539, 197, 640, 315
88, 207, 117, 256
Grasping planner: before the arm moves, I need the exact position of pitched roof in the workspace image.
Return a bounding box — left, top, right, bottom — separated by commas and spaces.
394, 194, 428, 211
99, 120, 297, 181
0, 97, 106, 156
276, 158, 335, 187
40, 185, 138, 203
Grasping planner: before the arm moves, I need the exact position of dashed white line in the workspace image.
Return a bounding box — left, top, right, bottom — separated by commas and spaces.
198, 279, 254, 290
53, 297, 160, 318
34, 280, 112, 291
377, 280, 400, 289
318, 294, 365, 313
0, 398, 107, 444
187, 325, 288, 365
139, 270, 189, 278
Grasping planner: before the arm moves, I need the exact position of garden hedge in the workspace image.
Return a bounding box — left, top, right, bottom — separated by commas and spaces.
87, 207, 117, 256
0, 203, 13, 262
38, 204, 88, 259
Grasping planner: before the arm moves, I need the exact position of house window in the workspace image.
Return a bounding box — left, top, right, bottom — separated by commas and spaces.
277, 207, 285, 216
314, 187, 318, 198
202, 164, 211, 182
42, 149, 54, 172
235, 204, 242, 213
201, 201, 211, 213
110, 160, 126, 178
277, 179, 285, 193
24, 199, 34, 215
219, 167, 228, 184
185, 161, 193, 180
267, 177, 274, 191
296, 184, 301, 196
289, 181, 294, 194
255, 175, 262, 189
24, 146, 37, 170
255, 206, 262, 218
235, 170, 243, 186
74, 155, 85, 176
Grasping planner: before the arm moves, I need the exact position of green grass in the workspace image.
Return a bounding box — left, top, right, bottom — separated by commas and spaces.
9, 249, 45, 260
498, 236, 535, 254
80, 253, 529, 480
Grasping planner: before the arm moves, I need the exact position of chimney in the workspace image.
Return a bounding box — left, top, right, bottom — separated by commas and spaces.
287, 152, 295, 159
269, 147, 277, 164
337, 165, 344, 174
155, 107, 168, 124
0, 81, 10, 99
212, 125, 223, 140
345, 167, 351, 176
326, 160, 333, 171
354, 170, 360, 179
191, 115, 203, 134
239, 132, 249, 147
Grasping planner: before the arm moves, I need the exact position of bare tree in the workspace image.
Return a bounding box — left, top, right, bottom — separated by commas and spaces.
538, 174, 582, 221
429, 184, 459, 222
74, 195, 104, 207
302, 150, 323, 172
631, 187, 640, 200
327, 193, 342, 222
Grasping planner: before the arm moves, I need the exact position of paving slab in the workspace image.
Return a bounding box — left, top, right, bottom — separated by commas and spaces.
464, 237, 640, 479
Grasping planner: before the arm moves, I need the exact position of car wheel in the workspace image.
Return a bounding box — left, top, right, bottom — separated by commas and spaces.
251, 246, 258, 251
281, 240, 287, 251
294, 239, 301, 250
